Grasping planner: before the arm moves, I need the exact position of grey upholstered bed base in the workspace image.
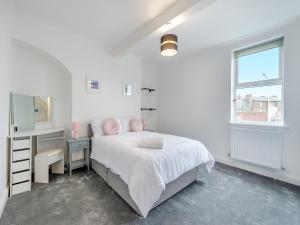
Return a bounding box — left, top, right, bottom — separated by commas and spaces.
91, 159, 200, 216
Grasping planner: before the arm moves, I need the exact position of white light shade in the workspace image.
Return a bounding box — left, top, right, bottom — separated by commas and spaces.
161, 48, 177, 57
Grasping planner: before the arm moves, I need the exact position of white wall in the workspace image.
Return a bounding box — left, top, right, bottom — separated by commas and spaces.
141, 62, 158, 131
11, 40, 72, 131
12, 14, 142, 137
157, 18, 300, 186
0, 0, 12, 216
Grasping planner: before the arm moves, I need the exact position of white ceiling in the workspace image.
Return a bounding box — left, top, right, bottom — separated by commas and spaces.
11, 0, 300, 64
11, 0, 176, 48
133, 0, 300, 64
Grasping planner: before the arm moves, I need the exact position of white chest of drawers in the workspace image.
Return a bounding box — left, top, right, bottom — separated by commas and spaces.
8, 128, 65, 196
9, 136, 32, 196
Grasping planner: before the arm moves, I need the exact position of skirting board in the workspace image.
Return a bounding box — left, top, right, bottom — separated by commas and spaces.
0, 187, 8, 219
213, 155, 300, 187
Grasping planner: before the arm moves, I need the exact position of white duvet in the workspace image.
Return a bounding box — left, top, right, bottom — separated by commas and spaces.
91, 131, 215, 217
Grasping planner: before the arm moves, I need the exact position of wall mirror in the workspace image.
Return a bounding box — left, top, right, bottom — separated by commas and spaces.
34, 96, 52, 123
10, 93, 53, 134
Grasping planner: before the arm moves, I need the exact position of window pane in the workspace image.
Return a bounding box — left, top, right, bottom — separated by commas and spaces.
237, 48, 280, 84
234, 85, 282, 123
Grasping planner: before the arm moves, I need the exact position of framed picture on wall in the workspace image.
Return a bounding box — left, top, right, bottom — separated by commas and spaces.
86, 75, 101, 94
123, 82, 133, 96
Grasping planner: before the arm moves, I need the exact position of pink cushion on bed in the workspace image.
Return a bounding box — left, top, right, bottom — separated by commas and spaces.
102, 118, 120, 135
129, 118, 144, 132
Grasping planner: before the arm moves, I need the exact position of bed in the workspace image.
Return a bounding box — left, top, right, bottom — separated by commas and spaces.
90, 131, 215, 217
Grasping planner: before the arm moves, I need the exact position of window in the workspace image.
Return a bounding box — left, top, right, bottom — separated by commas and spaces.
232, 37, 284, 125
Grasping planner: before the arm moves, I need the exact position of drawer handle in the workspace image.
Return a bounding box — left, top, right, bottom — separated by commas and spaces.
78, 143, 87, 147
13, 148, 30, 152
14, 137, 30, 141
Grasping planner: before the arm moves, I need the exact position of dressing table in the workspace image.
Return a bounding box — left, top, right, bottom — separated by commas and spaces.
8, 93, 66, 196
9, 128, 65, 196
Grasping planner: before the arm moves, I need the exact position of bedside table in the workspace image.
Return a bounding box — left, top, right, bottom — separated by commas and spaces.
67, 138, 90, 175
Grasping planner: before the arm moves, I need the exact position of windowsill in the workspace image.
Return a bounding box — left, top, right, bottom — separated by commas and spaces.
228, 121, 287, 130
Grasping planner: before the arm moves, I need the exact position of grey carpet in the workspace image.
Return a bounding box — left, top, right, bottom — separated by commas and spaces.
1, 163, 299, 225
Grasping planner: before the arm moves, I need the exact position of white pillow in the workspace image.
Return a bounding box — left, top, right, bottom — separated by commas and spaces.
138, 136, 165, 149
90, 119, 103, 137
117, 118, 130, 134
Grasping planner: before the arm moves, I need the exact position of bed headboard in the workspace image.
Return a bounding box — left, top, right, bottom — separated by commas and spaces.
88, 123, 93, 138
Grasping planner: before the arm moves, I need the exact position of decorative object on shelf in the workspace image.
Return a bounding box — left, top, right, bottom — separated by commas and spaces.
141, 108, 157, 111
123, 82, 133, 96
160, 34, 178, 57
86, 75, 101, 94
72, 122, 80, 139
67, 138, 90, 175
141, 88, 156, 92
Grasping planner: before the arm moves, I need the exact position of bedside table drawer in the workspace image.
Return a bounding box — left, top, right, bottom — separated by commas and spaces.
71, 140, 89, 149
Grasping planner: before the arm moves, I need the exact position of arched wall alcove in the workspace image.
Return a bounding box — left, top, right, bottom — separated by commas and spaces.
11, 16, 142, 137
11, 38, 72, 135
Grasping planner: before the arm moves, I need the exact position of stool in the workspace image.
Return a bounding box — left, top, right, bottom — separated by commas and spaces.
34, 149, 64, 183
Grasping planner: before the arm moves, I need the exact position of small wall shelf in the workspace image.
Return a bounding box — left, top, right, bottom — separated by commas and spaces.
141, 108, 157, 111
141, 88, 156, 93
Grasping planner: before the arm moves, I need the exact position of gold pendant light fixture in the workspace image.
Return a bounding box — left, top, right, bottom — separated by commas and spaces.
160, 34, 178, 57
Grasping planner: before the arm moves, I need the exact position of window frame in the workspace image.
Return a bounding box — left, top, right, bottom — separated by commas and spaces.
231, 37, 284, 126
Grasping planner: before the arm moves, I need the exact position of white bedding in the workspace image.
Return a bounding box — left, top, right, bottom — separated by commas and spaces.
91, 131, 215, 217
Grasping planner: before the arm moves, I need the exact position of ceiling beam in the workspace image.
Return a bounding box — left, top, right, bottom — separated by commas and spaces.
112, 0, 218, 57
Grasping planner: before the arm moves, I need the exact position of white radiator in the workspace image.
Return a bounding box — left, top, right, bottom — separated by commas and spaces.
231, 126, 282, 170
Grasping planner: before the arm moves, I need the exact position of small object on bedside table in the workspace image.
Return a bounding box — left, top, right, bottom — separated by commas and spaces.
71, 122, 80, 139
67, 138, 90, 175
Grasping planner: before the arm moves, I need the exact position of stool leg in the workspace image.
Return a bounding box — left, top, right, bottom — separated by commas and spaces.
52, 155, 64, 174
34, 157, 49, 183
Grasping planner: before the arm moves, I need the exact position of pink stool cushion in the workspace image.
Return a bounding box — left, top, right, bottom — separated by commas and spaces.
129, 118, 144, 132
102, 118, 120, 135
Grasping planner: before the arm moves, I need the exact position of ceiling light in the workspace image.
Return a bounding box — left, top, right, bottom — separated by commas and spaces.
160, 34, 178, 57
